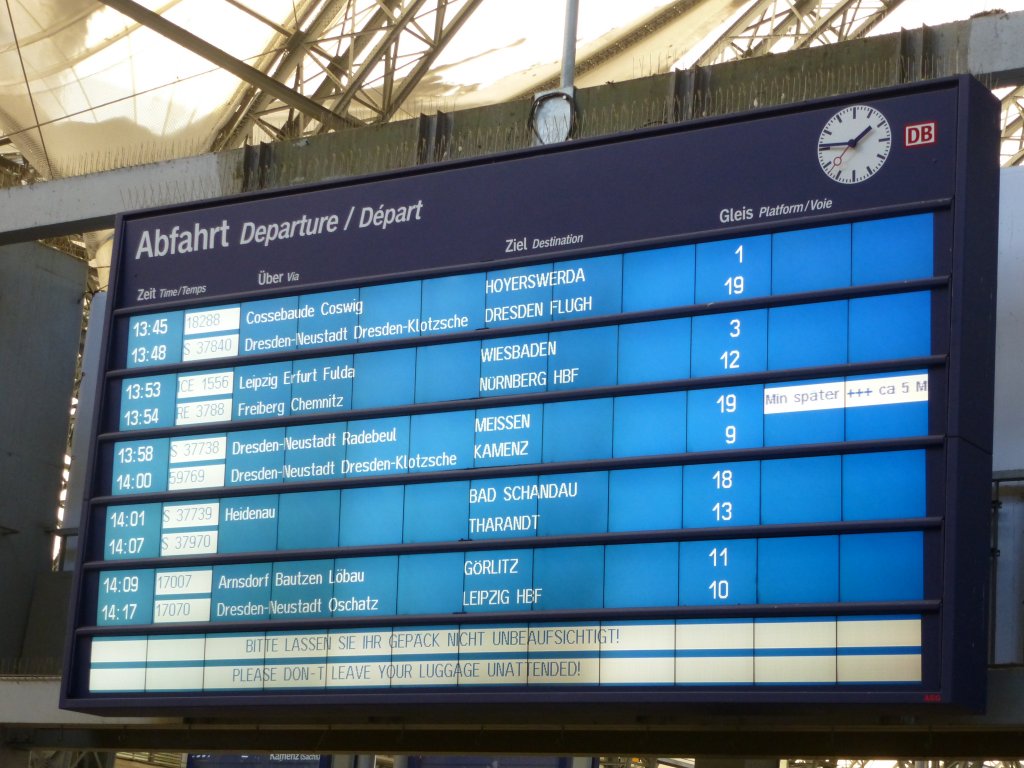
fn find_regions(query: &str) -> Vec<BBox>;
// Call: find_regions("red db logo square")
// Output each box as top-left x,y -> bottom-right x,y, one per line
905,121 -> 936,147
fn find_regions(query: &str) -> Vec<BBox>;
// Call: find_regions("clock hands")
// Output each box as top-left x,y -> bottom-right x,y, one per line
818,124 -> 874,150
849,124 -> 873,146
817,105 -> 891,183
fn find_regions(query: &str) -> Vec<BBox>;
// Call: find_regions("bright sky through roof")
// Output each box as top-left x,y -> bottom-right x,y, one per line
79,0 -> 1024,118
432,0 -> 675,92
430,0 -> 1024,105
872,0 -> 1024,30
15,0 -> 1024,177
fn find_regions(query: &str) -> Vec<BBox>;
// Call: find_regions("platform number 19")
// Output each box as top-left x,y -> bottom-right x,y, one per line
725,245 -> 745,295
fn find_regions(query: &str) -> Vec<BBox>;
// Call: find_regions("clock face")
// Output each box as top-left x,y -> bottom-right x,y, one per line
817,105 -> 892,184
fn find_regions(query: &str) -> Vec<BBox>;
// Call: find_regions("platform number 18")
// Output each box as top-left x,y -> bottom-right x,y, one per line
712,469 -> 734,522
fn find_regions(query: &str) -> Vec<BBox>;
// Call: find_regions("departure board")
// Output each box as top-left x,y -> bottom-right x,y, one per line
62,77 -> 998,714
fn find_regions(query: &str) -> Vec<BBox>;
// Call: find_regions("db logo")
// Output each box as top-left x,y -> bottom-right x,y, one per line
905,121 -> 937,147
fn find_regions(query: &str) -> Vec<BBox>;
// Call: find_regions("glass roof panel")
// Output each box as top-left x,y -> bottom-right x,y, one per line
1,0 -> 1023,179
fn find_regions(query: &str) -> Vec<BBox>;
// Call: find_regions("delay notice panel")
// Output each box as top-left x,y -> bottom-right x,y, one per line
62,77 -> 998,713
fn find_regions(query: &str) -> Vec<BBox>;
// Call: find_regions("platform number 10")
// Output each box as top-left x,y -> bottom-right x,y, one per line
709,579 -> 730,600
709,546 -> 730,600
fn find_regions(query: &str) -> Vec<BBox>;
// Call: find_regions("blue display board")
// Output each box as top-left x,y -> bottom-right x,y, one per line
62,77 -> 998,714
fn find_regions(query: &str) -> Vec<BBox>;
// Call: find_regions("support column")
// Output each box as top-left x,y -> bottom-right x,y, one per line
0,242 -> 87,665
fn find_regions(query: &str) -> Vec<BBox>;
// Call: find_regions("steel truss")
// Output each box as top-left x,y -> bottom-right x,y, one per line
101,0 -> 484,151
1001,84 -> 1024,166
210,0 -> 486,149
50,1 -> 1024,167
694,0 -> 906,65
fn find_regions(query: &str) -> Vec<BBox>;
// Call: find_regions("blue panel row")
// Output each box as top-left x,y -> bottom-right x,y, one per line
95,530 -> 923,627
108,371 -> 930,497
101,449 -> 925,560
123,214 -> 935,369
116,293 -> 931,431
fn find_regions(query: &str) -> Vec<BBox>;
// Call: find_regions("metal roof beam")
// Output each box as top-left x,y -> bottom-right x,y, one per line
694,0 -> 906,66
270,0 -> 484,136
787,0 -> 907,49
212,0 -> 361,151
98,0 -> 354,132
695,0 -> 796,64
321,0 -> 432,121
279,0 -> 403,137
1001,85 -> 1024,166
740,0 -> 822,60
381,0 -> 486,122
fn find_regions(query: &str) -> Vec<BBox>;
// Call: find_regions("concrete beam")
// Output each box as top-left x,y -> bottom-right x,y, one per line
0,153 -> 241,247
2,10 -> 1024,248
0,679 -> 176,728
968,10 -> 1024,88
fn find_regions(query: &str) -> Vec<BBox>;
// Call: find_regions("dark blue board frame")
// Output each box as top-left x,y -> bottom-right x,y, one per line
61,76 -> 998,715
